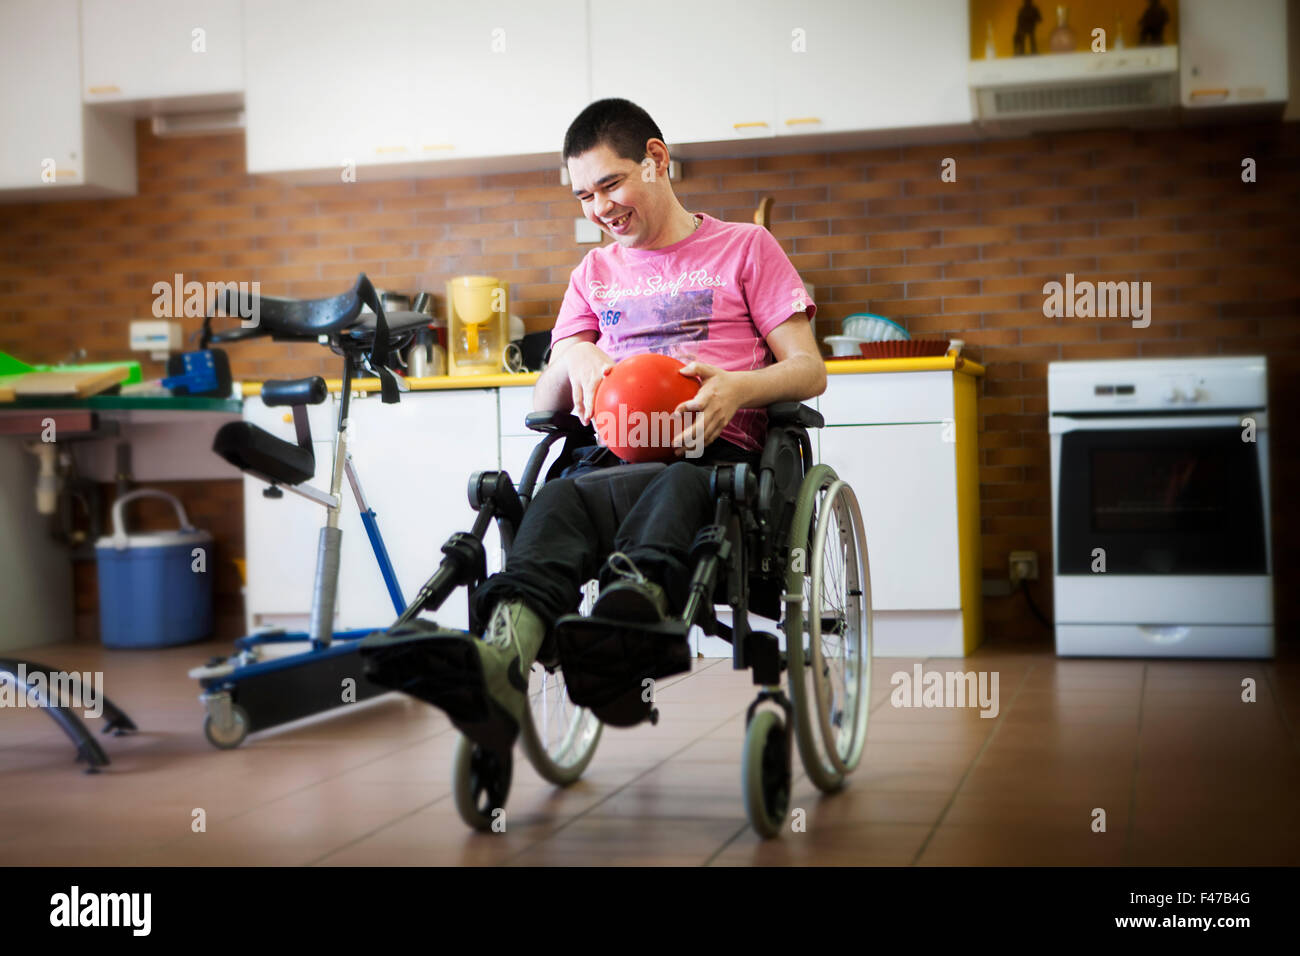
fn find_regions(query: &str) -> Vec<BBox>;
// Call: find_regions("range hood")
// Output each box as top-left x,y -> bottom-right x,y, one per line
968,47 -> 1179,130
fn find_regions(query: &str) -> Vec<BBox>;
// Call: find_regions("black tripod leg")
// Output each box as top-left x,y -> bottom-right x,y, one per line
100,695 -> 137,735
0,659 -> 113,772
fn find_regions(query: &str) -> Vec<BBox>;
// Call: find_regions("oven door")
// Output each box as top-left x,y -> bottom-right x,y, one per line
1052,413 -> 1269,575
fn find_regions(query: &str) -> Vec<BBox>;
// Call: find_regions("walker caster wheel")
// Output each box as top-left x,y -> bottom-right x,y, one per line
742,709 -> 790,839
203,704 -> 250,750
452,734 -> 512,832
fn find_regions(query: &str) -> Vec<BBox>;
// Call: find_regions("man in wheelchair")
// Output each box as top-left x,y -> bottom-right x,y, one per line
367,98 -> 826,756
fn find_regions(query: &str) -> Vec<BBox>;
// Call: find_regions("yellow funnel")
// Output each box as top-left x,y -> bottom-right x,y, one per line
450,276 -> 498,356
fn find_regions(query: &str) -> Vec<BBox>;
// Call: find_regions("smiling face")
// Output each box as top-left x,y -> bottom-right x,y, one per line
568,140 -> 678,250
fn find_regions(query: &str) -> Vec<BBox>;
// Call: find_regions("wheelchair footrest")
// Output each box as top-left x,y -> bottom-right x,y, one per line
357,620 -> 487,715
553,614 -> 692,727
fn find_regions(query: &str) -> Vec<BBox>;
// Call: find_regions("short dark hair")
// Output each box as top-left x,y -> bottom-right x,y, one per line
562,98 -> 664,164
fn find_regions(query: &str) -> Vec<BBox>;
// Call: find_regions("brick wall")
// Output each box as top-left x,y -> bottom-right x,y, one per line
3,118 -> 1298,643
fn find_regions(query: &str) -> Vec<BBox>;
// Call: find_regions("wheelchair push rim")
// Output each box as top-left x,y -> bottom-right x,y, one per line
784,464 -> 871,792
519,578 -> 602,786
808,479 -> 871,776
519,664 -> 602,785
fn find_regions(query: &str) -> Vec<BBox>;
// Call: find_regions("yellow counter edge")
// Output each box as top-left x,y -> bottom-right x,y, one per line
954,371 -> 984,654
241,372 -> 540,396
827,355 -> 985,377
239,356 -> 985,396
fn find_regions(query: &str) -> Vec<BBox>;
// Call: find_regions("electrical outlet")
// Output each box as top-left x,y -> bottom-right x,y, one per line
574,217 -> 603,244
1009,550 -> 1038,586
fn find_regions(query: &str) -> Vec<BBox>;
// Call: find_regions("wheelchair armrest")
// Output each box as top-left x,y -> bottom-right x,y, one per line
525,409 -> 594,437
767,402 -> 823,429
262,376 -> 329,407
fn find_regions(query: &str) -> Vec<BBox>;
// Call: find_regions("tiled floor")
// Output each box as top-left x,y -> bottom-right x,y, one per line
2,637 -> 1298,866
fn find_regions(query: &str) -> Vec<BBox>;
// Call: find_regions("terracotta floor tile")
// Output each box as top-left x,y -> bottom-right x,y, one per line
917,822 -> 1128,866
5,637 -> 1298,866
940,789 -> 1130,829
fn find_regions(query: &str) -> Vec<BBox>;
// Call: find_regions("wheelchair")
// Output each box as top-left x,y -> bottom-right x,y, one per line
359,397 -> 875,839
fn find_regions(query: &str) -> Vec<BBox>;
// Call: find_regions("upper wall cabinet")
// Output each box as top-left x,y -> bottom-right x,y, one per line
243,0 -> 389,175
771,0 -> 971,135
0,0 -> 135,200
416,4 -> 591,160
244,0 -> 589,177
1179,0 -> 1288,108
589,0 -> 971,148
589,0 -> 778,145
81,0 -> 243,107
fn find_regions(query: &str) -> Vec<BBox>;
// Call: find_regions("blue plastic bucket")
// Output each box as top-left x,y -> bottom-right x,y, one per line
95,490 -> 214,649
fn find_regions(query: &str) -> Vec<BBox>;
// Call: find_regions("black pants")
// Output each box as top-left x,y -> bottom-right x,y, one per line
469,440 -> 760,631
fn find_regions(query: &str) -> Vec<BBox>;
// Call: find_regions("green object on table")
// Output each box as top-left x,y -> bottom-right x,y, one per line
0,349 -> 143,385
14,394 -> 242,412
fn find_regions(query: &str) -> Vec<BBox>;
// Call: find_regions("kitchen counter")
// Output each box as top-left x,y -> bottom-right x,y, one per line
0,393 -> 241,412
240,372 -> 539,397
239,356 -> 986,396
826,355 -> 985,377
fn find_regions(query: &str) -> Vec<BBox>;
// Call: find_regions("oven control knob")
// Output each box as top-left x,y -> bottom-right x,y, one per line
1164,386 -> 1183,403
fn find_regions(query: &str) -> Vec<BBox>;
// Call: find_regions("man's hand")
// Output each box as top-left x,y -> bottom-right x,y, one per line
532,331 -> 614,421
671,362 -> 745,456
566,341 -> 616,424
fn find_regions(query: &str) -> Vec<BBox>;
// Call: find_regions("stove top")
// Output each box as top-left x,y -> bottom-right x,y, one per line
1048,356 -> 1267,414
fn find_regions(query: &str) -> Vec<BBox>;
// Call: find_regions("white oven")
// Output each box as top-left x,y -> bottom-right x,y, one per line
1048,357 -> 1272,658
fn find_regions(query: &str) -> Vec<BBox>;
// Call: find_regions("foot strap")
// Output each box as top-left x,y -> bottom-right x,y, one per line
553,615 -> 691,726
359,622 -> 520,752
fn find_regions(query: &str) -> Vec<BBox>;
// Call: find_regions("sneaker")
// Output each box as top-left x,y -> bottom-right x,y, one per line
464,599 -> 546,749
593,551 -> 668,623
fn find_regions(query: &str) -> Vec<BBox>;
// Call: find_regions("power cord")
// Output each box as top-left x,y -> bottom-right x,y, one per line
1018,578 -> 1053,629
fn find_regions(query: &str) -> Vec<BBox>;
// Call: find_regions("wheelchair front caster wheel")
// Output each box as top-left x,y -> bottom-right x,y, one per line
203,704 -> 250,750
742,710 -> 790,839
452,734 -> 512,832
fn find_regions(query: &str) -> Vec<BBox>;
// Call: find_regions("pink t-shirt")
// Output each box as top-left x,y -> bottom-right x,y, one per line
551,212 -> 816,451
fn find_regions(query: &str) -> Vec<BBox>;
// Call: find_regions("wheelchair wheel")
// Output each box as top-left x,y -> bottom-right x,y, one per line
742,709 -> 790,839
519,578 -> 602,786
451,735 -> 512,832
783,465 -> 872,793
519,663 -> 602,786
809,479 -> 872,776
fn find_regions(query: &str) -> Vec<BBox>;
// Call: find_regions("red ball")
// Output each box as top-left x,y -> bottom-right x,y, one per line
592,353 -> 701,462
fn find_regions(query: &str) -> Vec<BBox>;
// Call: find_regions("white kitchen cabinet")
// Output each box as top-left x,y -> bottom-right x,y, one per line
589,0 -> 777,145
815,362 -> 984,657
244,0 -> 587,176
770,0 -> 971,136
81,0 -> 243,106
819,422 -> 960,611
243,0 -> 385,175
240,394 -> 340,632
591,0 -> 969,149
334,388 -> 497,631
242,385 -> 501,634
1179,0 -> 1289,108
0,0 -> 135,199
415,2 -> 590,160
